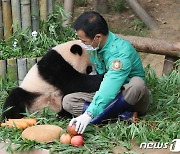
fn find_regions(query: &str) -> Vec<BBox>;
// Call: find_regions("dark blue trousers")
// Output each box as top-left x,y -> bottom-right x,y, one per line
82,93 -> 134,124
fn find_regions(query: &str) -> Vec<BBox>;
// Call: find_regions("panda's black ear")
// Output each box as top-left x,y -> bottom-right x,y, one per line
70,44 -> 83,56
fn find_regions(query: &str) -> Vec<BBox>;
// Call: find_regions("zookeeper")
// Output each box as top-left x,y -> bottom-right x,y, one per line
62,11 -> 152,134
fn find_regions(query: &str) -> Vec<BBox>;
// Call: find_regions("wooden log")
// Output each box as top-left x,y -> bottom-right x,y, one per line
0,0 -> 3,39
126,0 -> 158,30
2,0 -> 13,40
118,34 -> 180,58
39,0 -> 47,21
0,60 -> 6,81
11,0 -> 21,31
27,57 -> 37,71
7,58 -> 18,82
31,0 -> 40,32
63,0 -> 74,26
17,58 -> 27,85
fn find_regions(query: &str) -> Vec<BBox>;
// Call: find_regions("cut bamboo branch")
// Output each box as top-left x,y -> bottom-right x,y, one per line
118,34 -> 180,58
39,0 -> 47,21
36,57 -> 42,62
21,0 -> 31,33
47,0 -> 53,14
27,57 -> 37,71
31,0 -> 40,31
17,58 -> 27,85
2,0 -> 13,40
0,0 -> 3,39
0,60 -> 6,81
7,58 -> 18,82
63,0 -> 74,26
11,0 -> 21,31
126,0 -> 158,30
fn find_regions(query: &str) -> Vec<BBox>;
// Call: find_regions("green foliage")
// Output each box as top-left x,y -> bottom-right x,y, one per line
121,19 -> 148,36
110,19 -> 148,36
0,4 -> 76,60
0,65 -> 179,153
75,0 -> 88,7
109,0 -> 127,12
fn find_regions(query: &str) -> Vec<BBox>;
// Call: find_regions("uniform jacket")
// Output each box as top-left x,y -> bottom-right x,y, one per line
86,32 -> 145,118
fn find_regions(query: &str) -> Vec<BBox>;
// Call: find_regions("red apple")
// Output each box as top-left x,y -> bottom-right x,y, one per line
60,133 -> 71,144
67,124 -> 78,135
71,135 -> 84,147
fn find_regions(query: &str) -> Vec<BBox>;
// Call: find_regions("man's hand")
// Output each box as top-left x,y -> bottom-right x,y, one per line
69,112 -> 92,134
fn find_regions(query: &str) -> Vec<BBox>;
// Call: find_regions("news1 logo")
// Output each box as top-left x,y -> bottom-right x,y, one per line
170,139 -> 180,152
139,139 -> 180,152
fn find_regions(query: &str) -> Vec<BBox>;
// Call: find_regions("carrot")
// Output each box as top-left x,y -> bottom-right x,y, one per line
1,121 -> 28,129
8,118 -> 37,126
1,123 -> 8,127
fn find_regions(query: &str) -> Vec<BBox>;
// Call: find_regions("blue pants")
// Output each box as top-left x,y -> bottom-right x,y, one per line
82,93 -> 134,124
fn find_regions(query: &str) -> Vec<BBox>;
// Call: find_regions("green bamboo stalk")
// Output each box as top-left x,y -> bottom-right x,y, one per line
31,0 -> 40,31
7,58 -> 18,82
0,1 -> 4,39
2,0 -> 13,40
11,0 -> 21,31
0,59 -> 6,81
21,0 -> 31,33
27,57 -> 37,71
39,0 -> 47,21
17,58 -> 27,85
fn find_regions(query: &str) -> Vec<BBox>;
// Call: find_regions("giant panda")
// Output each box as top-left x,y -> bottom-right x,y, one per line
2,40 -> 103,120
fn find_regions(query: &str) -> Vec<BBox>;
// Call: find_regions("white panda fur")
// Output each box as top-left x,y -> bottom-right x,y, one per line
2,40 -> 104,120
20,40 -> 91,113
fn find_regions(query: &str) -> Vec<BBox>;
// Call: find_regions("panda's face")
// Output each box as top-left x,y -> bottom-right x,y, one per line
53,40 -> 93,74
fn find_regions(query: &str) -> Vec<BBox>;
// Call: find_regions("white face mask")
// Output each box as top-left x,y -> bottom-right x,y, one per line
81,37 -> 100,51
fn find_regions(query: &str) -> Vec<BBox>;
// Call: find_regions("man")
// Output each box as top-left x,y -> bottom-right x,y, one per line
62,11 -> 151,134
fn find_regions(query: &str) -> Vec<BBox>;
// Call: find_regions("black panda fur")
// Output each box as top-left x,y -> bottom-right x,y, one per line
2,88 -> 40,119
2,44 -> 104,120
38,49 -> 103,95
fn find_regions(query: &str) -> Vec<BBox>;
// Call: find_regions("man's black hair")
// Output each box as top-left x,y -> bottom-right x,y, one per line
72,11 -> 109,39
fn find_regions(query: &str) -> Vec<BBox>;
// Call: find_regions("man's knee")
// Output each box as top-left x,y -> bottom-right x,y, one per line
130,77 -> 146,96
122,77 -> 146,105
62,93 -> 86,116
62,94 -> 72,113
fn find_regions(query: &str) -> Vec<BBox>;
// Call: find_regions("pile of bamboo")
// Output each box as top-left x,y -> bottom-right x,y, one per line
0,0 -> 54,40
0,57 -> 42,85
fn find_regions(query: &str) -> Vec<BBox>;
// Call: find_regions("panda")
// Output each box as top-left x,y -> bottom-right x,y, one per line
2,40 -> 104,120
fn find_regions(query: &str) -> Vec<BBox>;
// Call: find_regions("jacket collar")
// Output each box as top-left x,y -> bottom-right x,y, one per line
98,31 -> 113,54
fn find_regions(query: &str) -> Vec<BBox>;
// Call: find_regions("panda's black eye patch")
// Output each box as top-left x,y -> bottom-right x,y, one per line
70,44 -> 83,56
86,66 -> 93,74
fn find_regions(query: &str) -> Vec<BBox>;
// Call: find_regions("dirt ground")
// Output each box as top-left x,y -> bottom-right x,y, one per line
74,0 -> 180,77
138,0 -> 180,77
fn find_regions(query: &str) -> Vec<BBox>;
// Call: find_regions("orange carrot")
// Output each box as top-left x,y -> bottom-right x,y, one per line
8,118 -> 37,126
1,123 -> 8,127
1,121 -> 28,129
